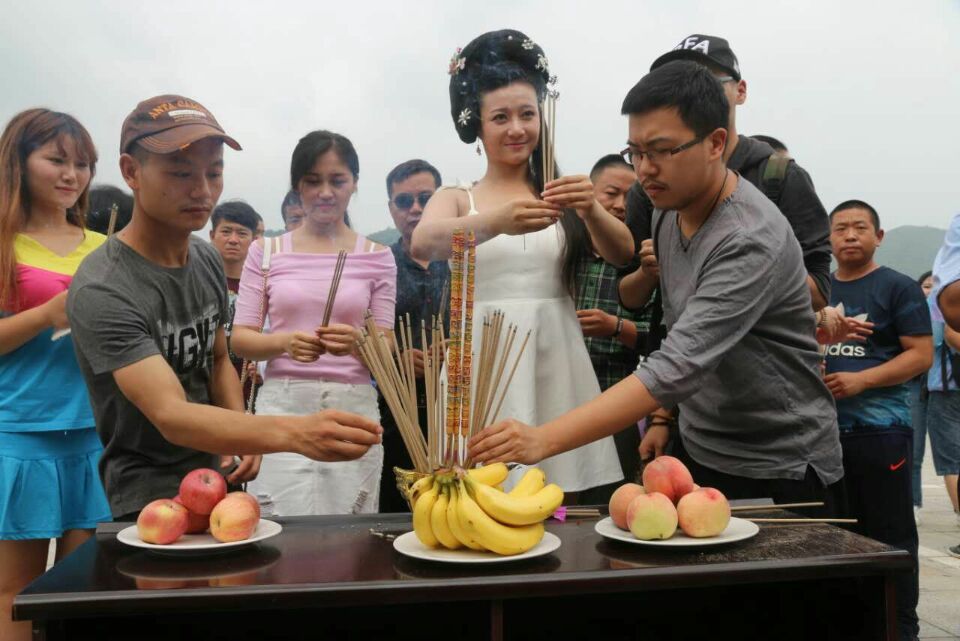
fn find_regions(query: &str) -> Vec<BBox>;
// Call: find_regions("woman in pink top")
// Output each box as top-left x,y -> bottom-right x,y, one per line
232,131 -> 396,516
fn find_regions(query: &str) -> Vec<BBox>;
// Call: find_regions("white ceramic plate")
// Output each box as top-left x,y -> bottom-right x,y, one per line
116,519 -> 282,555
393,531 -> 560,563
594,516 -> 759,548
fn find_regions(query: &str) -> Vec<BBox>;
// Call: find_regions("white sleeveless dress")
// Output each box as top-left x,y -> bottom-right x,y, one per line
457,187 -> 623,492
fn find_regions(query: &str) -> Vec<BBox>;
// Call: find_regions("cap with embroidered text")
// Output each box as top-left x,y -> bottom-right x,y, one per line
650,35 -> 741,81
120,94 -> 241,155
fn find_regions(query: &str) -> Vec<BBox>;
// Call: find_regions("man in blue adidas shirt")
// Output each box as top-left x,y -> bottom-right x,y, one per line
825,199 -> 932,641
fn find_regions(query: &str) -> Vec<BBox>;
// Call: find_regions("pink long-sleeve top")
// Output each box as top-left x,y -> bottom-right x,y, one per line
234,233 -> 397,384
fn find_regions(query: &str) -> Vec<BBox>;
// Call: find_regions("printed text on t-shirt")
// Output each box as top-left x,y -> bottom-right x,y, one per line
156,304 -> 221,374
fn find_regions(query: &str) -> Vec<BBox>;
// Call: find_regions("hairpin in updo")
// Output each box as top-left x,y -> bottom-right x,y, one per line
448,48 -> 466,75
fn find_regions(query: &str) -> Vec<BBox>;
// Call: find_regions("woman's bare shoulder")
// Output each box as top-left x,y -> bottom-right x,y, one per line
428,185 -> 470,217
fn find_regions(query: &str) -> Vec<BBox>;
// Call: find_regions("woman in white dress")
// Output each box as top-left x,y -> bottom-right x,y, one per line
412,29 -> 633,495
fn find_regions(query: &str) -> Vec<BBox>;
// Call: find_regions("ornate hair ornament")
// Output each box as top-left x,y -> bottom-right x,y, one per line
448,30 -> 555,144
535,54 -> 549,74
448,47 -> 466,75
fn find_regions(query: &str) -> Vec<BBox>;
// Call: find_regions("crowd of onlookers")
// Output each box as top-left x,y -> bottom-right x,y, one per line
1,29 -> 958,641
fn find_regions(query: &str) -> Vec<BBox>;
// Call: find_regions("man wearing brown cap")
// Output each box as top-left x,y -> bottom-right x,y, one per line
67,95 -> 382,520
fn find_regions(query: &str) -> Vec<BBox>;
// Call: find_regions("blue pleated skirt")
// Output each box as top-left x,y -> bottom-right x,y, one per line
0,428 -> 112,539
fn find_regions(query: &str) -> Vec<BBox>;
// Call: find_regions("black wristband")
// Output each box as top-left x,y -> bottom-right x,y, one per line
612,316 -> 624,338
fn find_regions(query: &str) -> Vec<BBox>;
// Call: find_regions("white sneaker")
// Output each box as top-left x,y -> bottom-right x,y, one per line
914,506 -> 922,526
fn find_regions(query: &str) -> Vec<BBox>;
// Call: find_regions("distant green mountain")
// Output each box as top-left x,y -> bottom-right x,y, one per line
368,226 -> 401,246
244,224 -> 946,281
875,225 -> 945,279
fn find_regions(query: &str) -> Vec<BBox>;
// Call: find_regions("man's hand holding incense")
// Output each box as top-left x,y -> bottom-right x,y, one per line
638,238 -> 660,280
220,454 -> 262,484
316,324 -> 361,357
468,419 -> 549,466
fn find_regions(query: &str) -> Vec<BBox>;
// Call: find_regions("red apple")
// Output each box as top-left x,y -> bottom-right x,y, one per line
178,468 -> 227,515
137,499 -> 189,544
209,494 -> 259,543
225,491 -> 260,521
173,495 -> 211,534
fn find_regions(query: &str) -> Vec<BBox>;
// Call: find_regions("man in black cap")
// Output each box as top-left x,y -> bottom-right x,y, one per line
620,34 -> 831,314
67,95 -> 382,520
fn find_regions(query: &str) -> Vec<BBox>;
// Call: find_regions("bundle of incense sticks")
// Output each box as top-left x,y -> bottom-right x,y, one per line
357,312 -> 430,472
422,316 -> 446,470
445,232 -> 465,463
321,250 -> 347,327
356,230 -> 530,472
540,92 -> 557,187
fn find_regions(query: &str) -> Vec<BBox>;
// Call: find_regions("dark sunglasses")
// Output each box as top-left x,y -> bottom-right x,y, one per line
392,192 -> 433,210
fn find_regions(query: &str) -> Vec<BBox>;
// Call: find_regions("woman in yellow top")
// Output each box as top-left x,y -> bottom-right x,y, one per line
0,109 -> 111,641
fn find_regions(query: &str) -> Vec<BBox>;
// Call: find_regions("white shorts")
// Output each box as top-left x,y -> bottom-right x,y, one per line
247,378 -> 383,516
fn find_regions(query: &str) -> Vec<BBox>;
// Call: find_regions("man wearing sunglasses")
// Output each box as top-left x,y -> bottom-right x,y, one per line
379,159 -> 450,512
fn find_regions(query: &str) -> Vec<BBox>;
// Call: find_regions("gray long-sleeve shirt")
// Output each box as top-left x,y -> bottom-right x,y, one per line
635,178 -> 843,485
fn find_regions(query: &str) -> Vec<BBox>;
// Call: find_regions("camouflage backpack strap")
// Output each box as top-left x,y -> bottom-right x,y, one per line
758,151 -> 792,204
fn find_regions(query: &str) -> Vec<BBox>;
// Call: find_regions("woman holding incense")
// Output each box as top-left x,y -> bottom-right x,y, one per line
232,130 -> 396,516
0,109 -> 111,641
412,30 -> 632,495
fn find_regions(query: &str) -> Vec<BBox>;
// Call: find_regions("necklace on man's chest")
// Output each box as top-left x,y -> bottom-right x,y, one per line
676,170 -> 730,252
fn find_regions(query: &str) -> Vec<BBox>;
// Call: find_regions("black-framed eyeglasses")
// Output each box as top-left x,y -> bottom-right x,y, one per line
392,192 -> 433,210
620,136 -> 705,167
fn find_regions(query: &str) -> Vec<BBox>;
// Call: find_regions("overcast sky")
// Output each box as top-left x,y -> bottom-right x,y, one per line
1,0 -> 957,236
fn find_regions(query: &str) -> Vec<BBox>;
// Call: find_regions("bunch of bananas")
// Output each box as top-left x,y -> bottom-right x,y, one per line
410,463 -> 564,556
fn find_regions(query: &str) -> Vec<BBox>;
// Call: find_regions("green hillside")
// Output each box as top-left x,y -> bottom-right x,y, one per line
875,225 -> 945,279
368,226 -> 401,246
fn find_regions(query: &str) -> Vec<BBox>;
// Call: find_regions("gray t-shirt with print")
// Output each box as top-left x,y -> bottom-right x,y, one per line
635,178 -> 843,485
68,236 -> 227,517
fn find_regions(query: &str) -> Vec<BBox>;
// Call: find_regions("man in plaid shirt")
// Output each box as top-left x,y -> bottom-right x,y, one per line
576,155 -> 651,488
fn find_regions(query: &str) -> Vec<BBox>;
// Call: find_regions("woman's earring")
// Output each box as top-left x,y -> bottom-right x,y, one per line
476,141 -> 482,156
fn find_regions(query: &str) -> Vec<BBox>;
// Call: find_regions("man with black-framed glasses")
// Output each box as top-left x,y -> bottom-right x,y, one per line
620,33 -> 831,313
378,159 -> 450,512
469,61 -> 844,519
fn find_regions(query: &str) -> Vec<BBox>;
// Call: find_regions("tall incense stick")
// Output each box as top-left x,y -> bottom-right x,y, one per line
321,250 -> 347,327
106,203 -> 119,236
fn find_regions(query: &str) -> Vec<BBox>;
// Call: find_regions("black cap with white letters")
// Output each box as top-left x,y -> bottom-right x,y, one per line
650,34 -> 741,81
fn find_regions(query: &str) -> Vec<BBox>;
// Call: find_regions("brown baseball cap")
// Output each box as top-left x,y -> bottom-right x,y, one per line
120,94 -> 242,155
